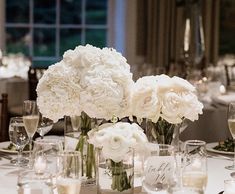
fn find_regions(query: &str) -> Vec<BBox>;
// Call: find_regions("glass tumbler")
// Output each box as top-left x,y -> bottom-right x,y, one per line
17,170 -> 53,194
143,143 -> 175,192
56,151 -> 82,194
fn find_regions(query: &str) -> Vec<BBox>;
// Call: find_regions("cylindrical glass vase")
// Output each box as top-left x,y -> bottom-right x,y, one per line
97,148 -> 134,194
64,113 -> 96,186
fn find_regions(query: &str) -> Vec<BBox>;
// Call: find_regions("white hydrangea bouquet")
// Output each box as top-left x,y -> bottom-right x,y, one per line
88,122 -> 147,192
131,74 -> 203,144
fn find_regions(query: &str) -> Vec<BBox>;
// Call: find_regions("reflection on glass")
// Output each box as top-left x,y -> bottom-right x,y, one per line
34,0 -> 56,24
6,28 -> 30,55
60,29 -> 81,55
34,28 -> 56,56
85,29 -> 106,48
60,0 -> 82,24
86,0 -> 107,24
6,0 -> 29,23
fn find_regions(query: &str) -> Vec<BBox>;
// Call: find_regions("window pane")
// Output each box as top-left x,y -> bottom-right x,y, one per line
60,0 -> 82,24
34,28 -> 56,56
85,29 -> 106,48
6,0 -> 29,23
32,60 -> 57,68
6,28 -> 30,55
60,29 -> 81,55
34,0 -> 56,24
219,0 -> 235,54
86,0 -> 107,24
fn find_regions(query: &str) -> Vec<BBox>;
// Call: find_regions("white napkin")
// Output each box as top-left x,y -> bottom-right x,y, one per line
211,92 -> 235,105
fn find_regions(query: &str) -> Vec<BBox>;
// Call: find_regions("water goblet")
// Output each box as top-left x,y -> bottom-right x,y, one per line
8,117 -> 29,166
226,102 -> 235,170
56,151 -> 82,194
182,140 -> 207,193
37,113 -> 54,139
23,100 -> 39,163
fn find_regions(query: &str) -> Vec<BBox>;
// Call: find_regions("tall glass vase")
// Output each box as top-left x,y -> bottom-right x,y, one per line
64,112 -> 97,186
97,148 -> 134,194
145,119 -> 188,152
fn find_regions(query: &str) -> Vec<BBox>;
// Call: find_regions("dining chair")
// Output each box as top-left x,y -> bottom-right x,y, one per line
0,93 -> 8,142
28,66 -> 47,100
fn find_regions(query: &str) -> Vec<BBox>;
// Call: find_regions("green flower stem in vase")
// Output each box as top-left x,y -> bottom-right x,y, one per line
64,112 -> 97,185
146,118 -> 176,144
97,148 -> 134,194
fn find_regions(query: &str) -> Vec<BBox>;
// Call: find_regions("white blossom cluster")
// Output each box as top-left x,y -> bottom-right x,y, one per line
36,44 -> 134,121
131,74 -> 203,124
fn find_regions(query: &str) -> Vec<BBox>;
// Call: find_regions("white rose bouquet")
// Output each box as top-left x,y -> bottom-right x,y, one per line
88,122 -> 147,192
131,74 -> 203,144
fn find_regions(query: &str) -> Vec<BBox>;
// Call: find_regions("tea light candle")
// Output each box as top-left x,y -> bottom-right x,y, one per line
34,155 -> 47,175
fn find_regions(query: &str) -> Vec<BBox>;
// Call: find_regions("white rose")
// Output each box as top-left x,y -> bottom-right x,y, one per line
102,134 -> 131,162
160,91 -> 186,124
131,76 -> 160,122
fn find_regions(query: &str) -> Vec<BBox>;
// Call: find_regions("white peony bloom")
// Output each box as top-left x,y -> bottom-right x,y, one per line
36,61 -> 82,121
131,76 -> 160,122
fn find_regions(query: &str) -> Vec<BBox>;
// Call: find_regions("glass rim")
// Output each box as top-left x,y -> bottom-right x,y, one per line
185,140 -> 206,146
34,138 -> 63,145
10,116 -> 23,120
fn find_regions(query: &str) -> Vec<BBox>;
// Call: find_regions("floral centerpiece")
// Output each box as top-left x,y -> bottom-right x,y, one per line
131,74 -> 203,144
88,122 -> 147,193
36,44 -> 134,184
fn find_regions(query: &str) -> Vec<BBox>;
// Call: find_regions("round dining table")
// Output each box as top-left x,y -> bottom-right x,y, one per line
0,154 -> 232,194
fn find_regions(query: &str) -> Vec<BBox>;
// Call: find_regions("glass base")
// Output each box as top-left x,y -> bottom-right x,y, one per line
11,157 -> 29,166
225,165 -> 235,170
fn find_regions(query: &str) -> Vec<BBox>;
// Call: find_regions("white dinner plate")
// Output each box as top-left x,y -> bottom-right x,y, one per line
0,141 -> 18,154
206,142 -> 234,155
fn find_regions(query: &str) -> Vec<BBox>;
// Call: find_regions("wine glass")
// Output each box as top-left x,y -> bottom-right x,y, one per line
56,151 -> 82,194
23,100 -> 39,163
226,102 -> 235,170
8,117 -> 29,166
182,140 -> 207,193
37,113 -> 54,139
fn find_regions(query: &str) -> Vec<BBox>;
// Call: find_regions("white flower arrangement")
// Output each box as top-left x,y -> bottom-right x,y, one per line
131,74 -> 203,124
88,122 -> 147,162
36,44 -> 134,121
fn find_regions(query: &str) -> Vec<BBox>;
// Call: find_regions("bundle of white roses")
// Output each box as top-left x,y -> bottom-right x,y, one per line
131,74 -> 203,124
88,122 -> 148,191
131,74 -> 203,144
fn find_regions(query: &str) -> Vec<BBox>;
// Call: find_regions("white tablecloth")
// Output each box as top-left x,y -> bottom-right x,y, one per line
0,156 -> 231,194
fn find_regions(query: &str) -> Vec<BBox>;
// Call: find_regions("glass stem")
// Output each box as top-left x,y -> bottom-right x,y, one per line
29,137 -> 33,164
18,147 -> 23,165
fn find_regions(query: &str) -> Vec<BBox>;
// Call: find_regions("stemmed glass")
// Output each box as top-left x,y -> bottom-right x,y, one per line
8,117 -> 29,166
182,140 -> 208,193
226,102 -> 235,170
23,100 -> 39,163
37,113 -> 54,139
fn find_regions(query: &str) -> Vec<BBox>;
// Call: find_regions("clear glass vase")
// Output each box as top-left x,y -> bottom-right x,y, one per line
97,148 -> 134,194
64,113 -> 97,186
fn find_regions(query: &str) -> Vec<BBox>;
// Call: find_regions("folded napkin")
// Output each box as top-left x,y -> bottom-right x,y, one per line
211,92 -> 235,105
